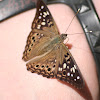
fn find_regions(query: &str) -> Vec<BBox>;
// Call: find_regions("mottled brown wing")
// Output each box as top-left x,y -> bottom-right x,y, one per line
26,46 -> 59,78
32,0 -> 59,35
56,43 -> 84,88
26,43 -> 84,89
22,0 -> 59,61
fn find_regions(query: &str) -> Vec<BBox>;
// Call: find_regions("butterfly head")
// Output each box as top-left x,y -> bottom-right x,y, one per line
60,34 -> 67,42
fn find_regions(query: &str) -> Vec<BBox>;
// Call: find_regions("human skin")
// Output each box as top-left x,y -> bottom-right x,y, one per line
0,0 -> 99,100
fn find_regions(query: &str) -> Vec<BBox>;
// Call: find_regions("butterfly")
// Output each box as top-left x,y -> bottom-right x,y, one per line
22,0 -> 85,90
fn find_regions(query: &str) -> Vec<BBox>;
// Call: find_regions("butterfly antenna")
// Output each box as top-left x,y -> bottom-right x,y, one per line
65,8 -> 80,34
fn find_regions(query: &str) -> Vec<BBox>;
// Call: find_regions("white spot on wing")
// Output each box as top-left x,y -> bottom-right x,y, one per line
46,11 -> 49,15
67,61 -> 70,64
40,13 -> 42,15
41,34 -> 44,36
70,67 -> 75,73
43,19 -> 45,21
43,11 -> 49,18
41,5 -> 44,9
74,65 -> 76,69
70,65 -> 76,73
43,12 -> 47,16
43,15 -> 46,18
41,22 -> 46,25
77,76 -> 80,79
67,66 -> 69,69
37,25 -> 41,29
39,16 -> 41,19
39,9 -> 41,11
67,72 -> 70,76
58,67 -> 62,71
74,79 -> 76,81
71,74 -> 73,77
63,63 -> 66,69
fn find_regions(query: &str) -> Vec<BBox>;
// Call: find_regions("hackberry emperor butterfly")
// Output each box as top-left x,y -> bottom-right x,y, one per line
22,0 -> 92,99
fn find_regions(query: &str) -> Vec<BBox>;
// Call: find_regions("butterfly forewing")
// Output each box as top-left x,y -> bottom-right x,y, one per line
32,0 -> 59,35
22,0 -> 59,61
56,44 -> 84,88
22,31 -> 52,61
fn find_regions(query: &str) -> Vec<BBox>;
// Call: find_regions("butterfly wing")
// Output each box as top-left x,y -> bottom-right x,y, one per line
26,47 -> 59,78
56,43 -> 84,88
26,43 -> 84,88
22,0 -> 59,61
32,0 -> 59,35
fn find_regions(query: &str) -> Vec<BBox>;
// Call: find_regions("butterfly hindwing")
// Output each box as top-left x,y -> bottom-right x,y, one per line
22,0 -> 59,61
56,44 -> 84,88
26,47 -> 59,78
